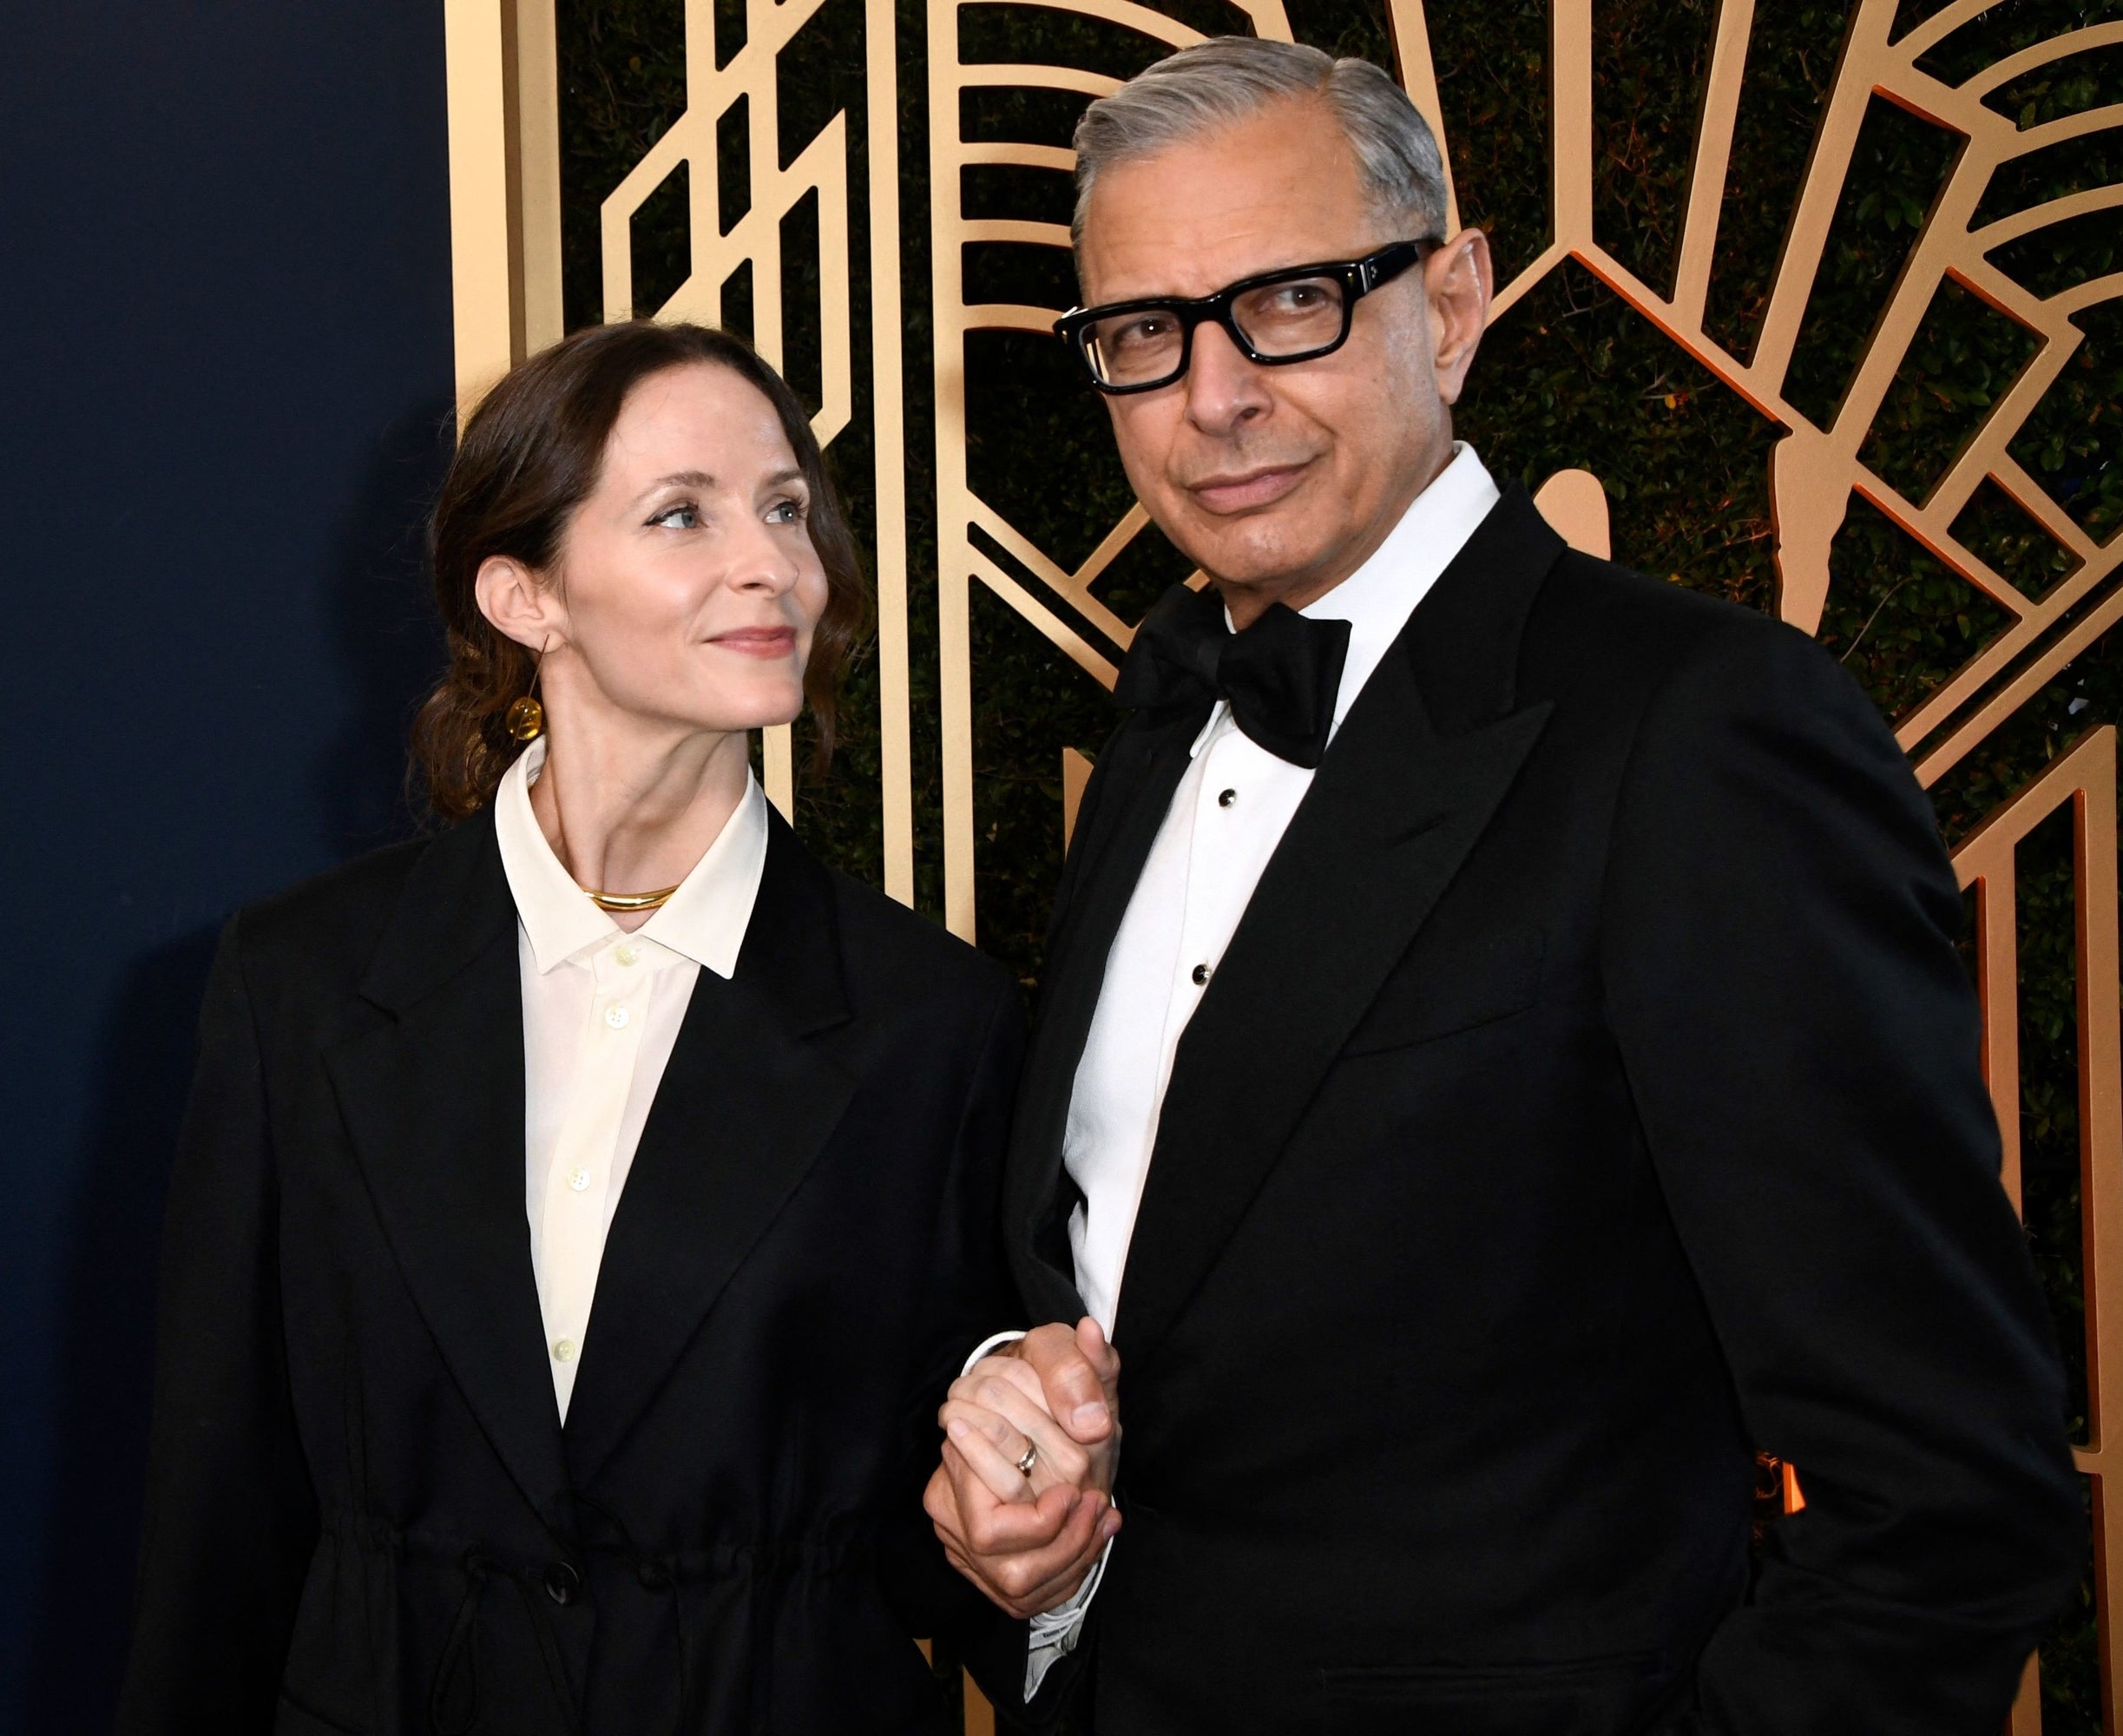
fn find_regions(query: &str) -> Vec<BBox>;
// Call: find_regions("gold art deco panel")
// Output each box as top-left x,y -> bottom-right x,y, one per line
443,0 -> 2122,1726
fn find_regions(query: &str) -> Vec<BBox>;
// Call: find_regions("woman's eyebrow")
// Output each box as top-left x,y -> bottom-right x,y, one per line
636,468 -> 716,502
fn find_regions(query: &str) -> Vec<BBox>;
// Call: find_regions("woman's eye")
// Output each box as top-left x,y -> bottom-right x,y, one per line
649,503 -> 700,529
766,497 -> 806,525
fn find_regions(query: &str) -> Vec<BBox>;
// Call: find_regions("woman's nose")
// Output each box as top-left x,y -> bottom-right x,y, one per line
727,521 -> 804,594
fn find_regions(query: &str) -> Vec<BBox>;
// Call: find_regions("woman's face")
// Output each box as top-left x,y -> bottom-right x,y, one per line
536,362 -> 830,737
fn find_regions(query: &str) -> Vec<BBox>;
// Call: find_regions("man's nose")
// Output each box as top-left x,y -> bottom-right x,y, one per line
1183,319 -> 1272,433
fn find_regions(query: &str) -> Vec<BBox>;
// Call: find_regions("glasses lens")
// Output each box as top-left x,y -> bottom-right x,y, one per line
1082,306 -> 1186,387
1231,276 -> 1347,358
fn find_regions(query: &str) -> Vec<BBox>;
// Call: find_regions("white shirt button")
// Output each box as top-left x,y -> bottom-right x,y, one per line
604,1004 -> 630,1030
552,1338 -> 578,1364
567,1167 -> 592,1193
614,944 -> 640,967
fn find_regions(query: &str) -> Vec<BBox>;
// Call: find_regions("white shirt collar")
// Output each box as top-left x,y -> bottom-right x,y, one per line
1305,441 -> 1500,729
492,735 -> 770,979
1191,443 -> 1500,758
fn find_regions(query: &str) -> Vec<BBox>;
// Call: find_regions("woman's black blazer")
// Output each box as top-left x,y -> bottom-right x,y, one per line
116,802 -> 1027,1735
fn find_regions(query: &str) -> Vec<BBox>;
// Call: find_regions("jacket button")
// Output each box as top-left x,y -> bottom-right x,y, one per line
543,1561 -> 582,1606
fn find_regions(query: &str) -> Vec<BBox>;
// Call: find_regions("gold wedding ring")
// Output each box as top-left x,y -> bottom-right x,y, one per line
1015,1442 -> 1038,1478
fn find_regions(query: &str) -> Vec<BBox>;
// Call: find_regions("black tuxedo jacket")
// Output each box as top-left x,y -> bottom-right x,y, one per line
1009,488 -> 2081,1733
118,805 -> 1027,1735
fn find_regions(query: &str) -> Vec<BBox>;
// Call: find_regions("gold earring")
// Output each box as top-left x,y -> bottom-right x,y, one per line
504,692 -> 544,742
505,641 -> 547,742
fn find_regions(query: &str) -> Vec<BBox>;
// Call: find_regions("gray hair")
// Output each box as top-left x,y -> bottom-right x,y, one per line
1070,37 -> 1448,253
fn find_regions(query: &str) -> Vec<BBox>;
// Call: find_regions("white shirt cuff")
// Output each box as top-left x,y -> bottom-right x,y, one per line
962,1328 -> 1028,1375
1024,1532 -> 1113,1700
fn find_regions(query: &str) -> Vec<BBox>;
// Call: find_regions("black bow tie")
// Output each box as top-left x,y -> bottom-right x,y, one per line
1114,583 -> 1351,768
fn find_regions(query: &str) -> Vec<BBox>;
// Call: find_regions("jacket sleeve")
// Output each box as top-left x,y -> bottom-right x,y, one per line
116,915 -> 317,1734
871,972 -> 1057,1717
1598,615 -> 2082,1733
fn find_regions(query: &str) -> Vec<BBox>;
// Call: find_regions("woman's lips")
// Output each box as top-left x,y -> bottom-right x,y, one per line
708,627 -> 799,658
1187,462 -> 1308,513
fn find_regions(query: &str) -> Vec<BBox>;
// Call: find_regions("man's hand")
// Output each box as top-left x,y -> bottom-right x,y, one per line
924,1318 -> 1123,1618
1012,1317 -> 1123,1475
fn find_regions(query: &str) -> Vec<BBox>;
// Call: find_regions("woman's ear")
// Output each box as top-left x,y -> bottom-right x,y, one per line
474,554 -> 563,652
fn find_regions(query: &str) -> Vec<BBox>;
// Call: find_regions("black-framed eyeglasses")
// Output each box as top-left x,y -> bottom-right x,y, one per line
1054,238 -> 1438,395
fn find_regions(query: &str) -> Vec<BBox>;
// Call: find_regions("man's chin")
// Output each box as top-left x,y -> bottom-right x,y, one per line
1174,524 -> 1331,595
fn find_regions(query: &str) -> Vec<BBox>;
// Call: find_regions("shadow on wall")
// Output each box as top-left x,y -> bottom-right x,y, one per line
23,403 -> 452,1733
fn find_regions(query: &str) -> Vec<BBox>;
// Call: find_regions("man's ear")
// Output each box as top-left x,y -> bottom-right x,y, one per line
1427,227 -> 1493,408
474,554 -> 562,653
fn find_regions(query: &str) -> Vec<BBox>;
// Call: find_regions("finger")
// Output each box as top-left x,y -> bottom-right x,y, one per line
981,1509 -> 1114,1616
1019,1323 -> 1114,1443
1075,1316 -> 1121,1393
923,1459 -> 970,1548
942,1404 -> 1048,1504
949,1355 -> 1054,1417
956,1379 -> 1092,1491
983,1496 -> 1121,1615
931,1451 -> 1060,1596
945,1450 -> 1086,1554
1028,1500 -> 1123,1601
952,1498 -> 1102,1614
941,1440 -> 1074,1549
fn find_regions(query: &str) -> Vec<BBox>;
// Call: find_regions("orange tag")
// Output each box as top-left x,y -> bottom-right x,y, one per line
1781,1462 -> 1806,1515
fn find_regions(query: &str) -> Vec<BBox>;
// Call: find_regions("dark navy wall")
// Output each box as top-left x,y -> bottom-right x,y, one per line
0,6 -> 454,1728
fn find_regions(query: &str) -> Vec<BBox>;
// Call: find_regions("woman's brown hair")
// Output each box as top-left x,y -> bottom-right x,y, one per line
412,321 -> 867,820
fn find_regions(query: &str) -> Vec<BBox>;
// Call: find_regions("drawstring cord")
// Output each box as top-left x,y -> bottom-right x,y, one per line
424,1512 -> 713,1734
574,1491 -> 694,1733
430,1549 -> 490,1735
427,1547 -> 582,1735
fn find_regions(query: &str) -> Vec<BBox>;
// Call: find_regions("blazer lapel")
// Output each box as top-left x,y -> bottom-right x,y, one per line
1002,705 -> 1206,1319
561,813 -> 858,1486
1112,487 -> 1567,1367
325,811 -> 575,1535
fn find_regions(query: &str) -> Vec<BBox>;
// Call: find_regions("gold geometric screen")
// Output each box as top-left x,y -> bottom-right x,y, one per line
443,0 -> 2121,1726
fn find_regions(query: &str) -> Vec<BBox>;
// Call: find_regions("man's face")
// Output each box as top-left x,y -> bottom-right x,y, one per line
1077,96 -> 1489,620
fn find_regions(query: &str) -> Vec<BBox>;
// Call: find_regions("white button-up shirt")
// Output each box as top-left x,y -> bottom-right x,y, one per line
1064,444 -> 1501,1332
492,736 -> 769,1420
1018,445 -> 1502,1695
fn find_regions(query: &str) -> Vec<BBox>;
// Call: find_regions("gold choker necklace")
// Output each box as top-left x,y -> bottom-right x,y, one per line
586,884 -> 680,914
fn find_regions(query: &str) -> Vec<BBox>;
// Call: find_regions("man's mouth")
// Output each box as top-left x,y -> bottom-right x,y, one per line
1185,461 -> 1311,514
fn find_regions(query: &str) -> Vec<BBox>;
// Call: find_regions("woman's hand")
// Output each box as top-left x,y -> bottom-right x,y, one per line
923,1318 -> 1123,1617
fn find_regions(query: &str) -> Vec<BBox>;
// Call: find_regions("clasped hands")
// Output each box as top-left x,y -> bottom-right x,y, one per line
923,1318 -> 1122,1619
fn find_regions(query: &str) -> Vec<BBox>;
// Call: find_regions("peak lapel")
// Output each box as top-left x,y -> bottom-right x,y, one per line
562,815 -> 858,1486
1002,706 -> 1206,1316
325,812 -> 575,1534
1111,489 -> 1566,1367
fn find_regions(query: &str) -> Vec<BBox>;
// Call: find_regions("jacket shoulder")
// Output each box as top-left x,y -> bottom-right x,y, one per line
226,831 -> 439,992
1522,550 -> 1840,708
824,863 -> 1019,1014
